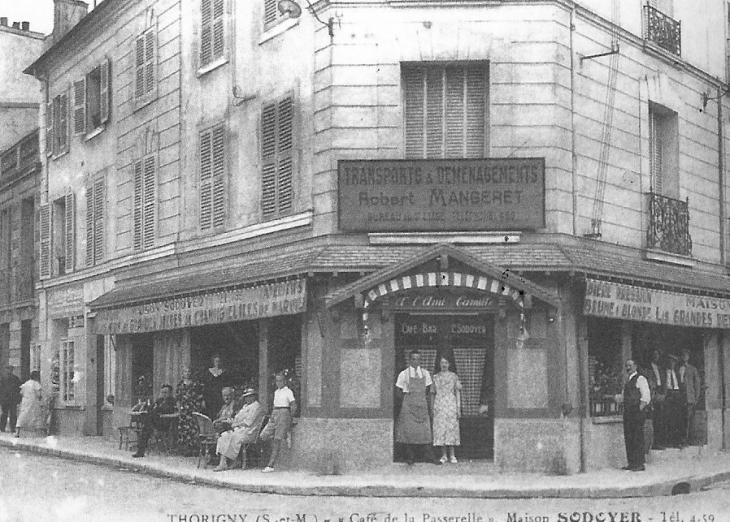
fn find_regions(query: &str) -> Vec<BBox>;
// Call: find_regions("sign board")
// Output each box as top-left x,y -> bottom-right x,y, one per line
583,278 -> 730,329
338,158 -> 545,232
47,285 -> 85,318
94,279 -> 306,334
390,291 -> 500,312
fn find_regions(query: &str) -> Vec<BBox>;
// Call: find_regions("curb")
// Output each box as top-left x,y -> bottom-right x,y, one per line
2,437 -> 729,498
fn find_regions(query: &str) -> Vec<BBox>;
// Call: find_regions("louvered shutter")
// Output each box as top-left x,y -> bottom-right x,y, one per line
650,110 -> 663,194
135,35 -> 145,98
64,192 -> 75,273
444,67 -> 465,158
212,124 -> 226,227
58,93 -> 69,153
39,204 -> 51,279
93,178 -> 104,263
73,79 -> 86,135
465,66 -> 487,157
199,128 -> 213,229
425,68 -> 444,158
100,58 -> 111,124
212,0 -> 225,61
85,184 -> 94,266
133,160 -> 143,250
404,68 -> 425,158
144,31 -> 155,96
278,97 -> 293,213
200,0 -> 213,65
264,0 -> 277,27
143,156 -> 156,249
261,103 -> 277,217
46,100 -> 54,157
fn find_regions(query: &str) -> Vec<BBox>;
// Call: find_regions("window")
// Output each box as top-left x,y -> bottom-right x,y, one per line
199,124 -> 226,229
30,343 -> 41,372
135,29 -> 156,102
133,155 -> 156,250
47,92 -> 69,156
261,97 -> 294,218
58,339 -> 76,403
649,103 -> 679,198
648,0 -> 674,17
50,193 -> 75,276
86,177 -> 105,266
73,59 -> 112,136
201,0 -> 225,67
39,204 -> 51,279
587,318 -> 623,417
403,63 -> 489,159
264,0 -> 287,30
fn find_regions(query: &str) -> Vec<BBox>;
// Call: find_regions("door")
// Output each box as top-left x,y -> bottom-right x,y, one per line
394,313 -> 494,460
96,335 -> 105,435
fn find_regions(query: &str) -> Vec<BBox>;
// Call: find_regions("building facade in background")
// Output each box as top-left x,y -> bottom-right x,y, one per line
22,0 -> 730,472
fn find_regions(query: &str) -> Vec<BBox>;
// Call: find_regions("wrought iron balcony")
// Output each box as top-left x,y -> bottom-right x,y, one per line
643,3 -> 681,56
647,191 -> 692,257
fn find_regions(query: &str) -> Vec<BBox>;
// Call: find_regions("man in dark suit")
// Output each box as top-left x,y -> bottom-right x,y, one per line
646,349 -> 666,449
132,384 -> 177,457
662,353 -> 682,447
0,365 -> 21,433
618,359 -> 650,471
678,348 -> 701,446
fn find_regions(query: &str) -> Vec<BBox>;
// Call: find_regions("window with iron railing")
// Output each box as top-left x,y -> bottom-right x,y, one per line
647,191 -> 692,257
643,2 -> 681,56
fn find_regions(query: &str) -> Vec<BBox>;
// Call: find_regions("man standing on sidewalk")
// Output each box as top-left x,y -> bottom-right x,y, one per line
0,365 -> 21,433
677,348 -> 701,446
616,359 -> 650,472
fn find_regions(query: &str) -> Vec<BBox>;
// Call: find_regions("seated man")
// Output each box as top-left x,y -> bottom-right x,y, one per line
212,387 -> 238,433
214,388 -> 263,471
132,384 -> 177,458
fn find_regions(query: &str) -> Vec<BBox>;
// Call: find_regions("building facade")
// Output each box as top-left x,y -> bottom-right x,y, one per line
24,0 -> 730,472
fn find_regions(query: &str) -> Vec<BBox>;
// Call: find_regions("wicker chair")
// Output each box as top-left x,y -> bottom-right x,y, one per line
193,412 -> 218,468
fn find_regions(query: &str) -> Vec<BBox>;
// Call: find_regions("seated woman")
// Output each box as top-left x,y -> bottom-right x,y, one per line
214,388 -> 263,471
16,371 -> 45,435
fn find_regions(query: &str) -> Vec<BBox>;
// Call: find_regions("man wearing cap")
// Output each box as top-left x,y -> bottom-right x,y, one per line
677,349 -> 701,446
214,388 -> 263,471
616,359 -> 650,471
0,365 -> 21,433
663,353 -> 682,447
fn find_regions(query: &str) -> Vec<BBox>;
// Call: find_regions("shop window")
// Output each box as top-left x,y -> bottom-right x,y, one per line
73,59 -> 111,137
133,155 -> 157,251
587,318 -> 624,417
403,63 -> 489,159
85,176 -> 105,266
200,0 -> 225,67
30,343 -> 41,372
261,96 -> 294,219
134,28 -> 156,107
47,92 -> 69,157
649,102 -> 679,198
199,123 -> 226,230
57,339 -> 76,403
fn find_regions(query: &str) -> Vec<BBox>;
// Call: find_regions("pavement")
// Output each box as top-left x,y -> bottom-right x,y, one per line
1,431 -> 730,499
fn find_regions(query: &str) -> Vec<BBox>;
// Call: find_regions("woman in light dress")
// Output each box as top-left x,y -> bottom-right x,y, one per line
17,371 -> 45,434
431,356 -> 462,464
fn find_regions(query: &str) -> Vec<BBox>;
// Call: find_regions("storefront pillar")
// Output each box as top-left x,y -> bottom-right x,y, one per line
258,319 -> 269,411
721,332 -> 730,450
704,331 -> 722,450
83,316 -> 99,436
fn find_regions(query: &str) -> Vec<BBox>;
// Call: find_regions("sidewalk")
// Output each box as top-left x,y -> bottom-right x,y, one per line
1,432 -> 729,498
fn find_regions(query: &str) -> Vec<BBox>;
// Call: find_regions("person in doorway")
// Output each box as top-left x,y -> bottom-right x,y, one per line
431,356 -> 462,464
615,359 -> 650,471
203,355 -> 230,420
260,372 -> 296,473
16,371 -> 45,435
663,353 -> 683,447
395,350 -> 440,465
0,365 -> 21,433
646,349 -> 666,449
677,348 -> 701,447
214,388 -> 264,471
175,367 -> 204,455
132,384 -> 178,458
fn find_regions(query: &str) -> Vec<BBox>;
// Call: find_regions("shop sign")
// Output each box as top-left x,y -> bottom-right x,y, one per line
583,278 -> 730,329
338,158 -> 545,232
400,320 -> 489,337
47,285 -> 85,318
93,279 -> 307,334
391,292 -> 500,311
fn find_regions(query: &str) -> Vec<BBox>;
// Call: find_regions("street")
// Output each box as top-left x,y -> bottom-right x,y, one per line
0,448 -> 728,522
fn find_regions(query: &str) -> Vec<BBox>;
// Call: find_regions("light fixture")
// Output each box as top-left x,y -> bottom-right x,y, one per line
278,0 -> 335,38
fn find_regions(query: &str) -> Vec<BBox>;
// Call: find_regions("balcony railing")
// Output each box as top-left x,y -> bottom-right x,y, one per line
643,3 -> 681,56
647,191 -> 692,257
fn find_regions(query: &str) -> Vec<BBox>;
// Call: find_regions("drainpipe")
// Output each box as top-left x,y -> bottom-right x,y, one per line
718,85 -> 726,267
721,331 -> 727,451
570,4 -> 578,237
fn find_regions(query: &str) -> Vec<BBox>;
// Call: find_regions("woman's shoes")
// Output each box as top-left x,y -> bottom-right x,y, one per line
439,455 -> 448,464
262,466 -> 275,473
449,456 -> 458,464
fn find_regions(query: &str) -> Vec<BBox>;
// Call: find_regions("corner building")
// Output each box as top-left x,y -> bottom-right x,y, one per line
25,0 -> 730,472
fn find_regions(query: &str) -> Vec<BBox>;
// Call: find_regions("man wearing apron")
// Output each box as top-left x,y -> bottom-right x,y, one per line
395,350 -> 441,465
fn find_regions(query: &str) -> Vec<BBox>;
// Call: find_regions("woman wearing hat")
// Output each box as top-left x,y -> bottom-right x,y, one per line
214,388 -> 264,471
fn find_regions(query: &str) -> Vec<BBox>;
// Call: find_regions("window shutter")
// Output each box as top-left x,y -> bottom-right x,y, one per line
39,204 -> 51,279
212,0 -> 225,61
46,100 -> 54,157
465,66 -> 487,158
85,184 -> 94,266
199,128 -> 213,229
58,93 -> 69,153
73,79 -> 86,135
93,178 -> 105,263
143,155 -> 156,249
135,35 -> 145,98
133,160 -> 143,250
201,0 -> 213,65
264,0 -> 277,27
212,124 -> 226,227
444,67 -> 465,158
425,68 -> 444,158
64,192 -> 76,273
144,31 -> 155,96
261,103 -> 277,217
650,110 -> 663,194
278,97 -> 293,213
100,58 -> 111,124
404,68 -> 425,158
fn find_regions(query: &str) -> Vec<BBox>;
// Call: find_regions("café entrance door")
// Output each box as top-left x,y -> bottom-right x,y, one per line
394,313 -> 494,460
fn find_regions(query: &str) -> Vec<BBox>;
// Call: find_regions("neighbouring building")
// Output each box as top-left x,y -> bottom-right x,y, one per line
23,0 -> 730,473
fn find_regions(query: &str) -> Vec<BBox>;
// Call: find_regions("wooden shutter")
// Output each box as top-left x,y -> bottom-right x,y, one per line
73,79 -> 86,135
85,183 -> 94,266
444,67 -> 465,158
64,192 -> 76,273
46,100 -> 54,157
261,103 -> 277,216
201,0 -> 213,65
403,68 -> 425,158
650,109 -> 663,194
199,128 -> 213,229
465,66 -> 487,158
100,58 -> 111,124
144,31 -> 155,96
39,204 -> 51,279
212,124 -> 226,227
58,93 -> 69,153
278,97 -> 293,213
133,160 -> 143,250
135,35 -> 145,98
86,179 -> 105,266
143,156 -> 156,249
212,0 -> 225,60
425,68 -> 444,158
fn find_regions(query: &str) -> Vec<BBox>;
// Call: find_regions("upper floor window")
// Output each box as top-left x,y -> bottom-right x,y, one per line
649,102 -> 679,198
403,63 -> 489,159
134,28 -> 156,105
133,155 -> 157,251
86,176 -> 106,266
199,123 -> 226,230
261,96 -> 294,218
201,0 -> 225,67
74,58 -> 112,137
39,192 -> 76,279
264,0 -> 287,31
47,92 -> 69,157
643,0 -> 681,56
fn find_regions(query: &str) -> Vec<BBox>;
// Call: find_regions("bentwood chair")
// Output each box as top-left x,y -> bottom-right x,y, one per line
193,412 -> 218,468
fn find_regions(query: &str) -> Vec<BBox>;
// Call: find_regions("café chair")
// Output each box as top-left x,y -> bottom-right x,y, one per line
193,412 -> 218,468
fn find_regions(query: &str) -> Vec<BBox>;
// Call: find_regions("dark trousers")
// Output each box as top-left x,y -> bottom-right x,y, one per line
664,391 -> 682,446
402,444 -> 435,464
652,401 -> 666,448
679,402 -> 696,445
135,414 -> 171,454
0,403 -> 17,432
623,409 -> 645,469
